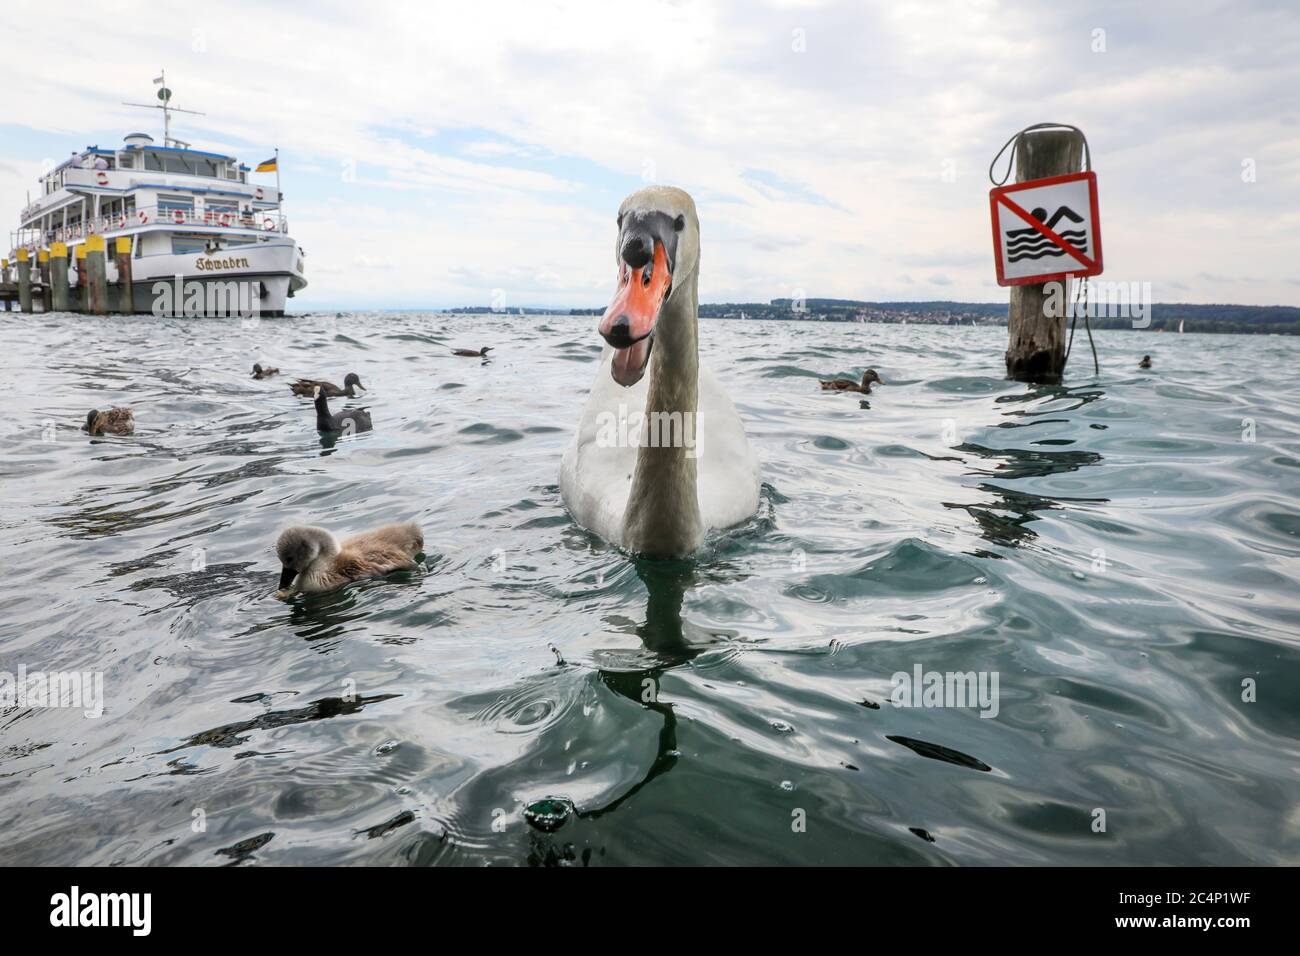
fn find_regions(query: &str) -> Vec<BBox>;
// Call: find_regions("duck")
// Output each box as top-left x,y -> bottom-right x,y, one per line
274,521 -> 424,599
820,369 -> 883,394
1138,355 -> 1152,369
451,346 -> 493,357
252,363 -> 280,379
85,407 -> 134,436
312,386 -> 372,433
559,186 -> 760,559
289,372 -> 365,397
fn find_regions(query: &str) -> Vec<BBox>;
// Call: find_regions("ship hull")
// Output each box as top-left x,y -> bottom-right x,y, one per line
87,238 -> 306,316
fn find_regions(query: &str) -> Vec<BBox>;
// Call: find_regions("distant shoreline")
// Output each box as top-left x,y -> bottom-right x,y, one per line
436,299 -> 1300,335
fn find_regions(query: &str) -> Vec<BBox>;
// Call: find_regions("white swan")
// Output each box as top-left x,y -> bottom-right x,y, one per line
560,186 -> 760,559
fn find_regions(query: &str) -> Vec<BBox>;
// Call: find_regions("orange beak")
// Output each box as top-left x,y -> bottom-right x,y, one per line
599,242 -> 671,387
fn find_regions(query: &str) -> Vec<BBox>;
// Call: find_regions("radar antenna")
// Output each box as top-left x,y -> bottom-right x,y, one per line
122,70 -> 205,148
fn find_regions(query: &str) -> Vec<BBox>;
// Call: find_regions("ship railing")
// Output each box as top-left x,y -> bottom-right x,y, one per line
36,207 -> 290,246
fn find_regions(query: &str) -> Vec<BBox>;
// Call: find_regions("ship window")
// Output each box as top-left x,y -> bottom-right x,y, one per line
145,152 -> 165,171
119,154 -> 136,170
171,234 -> 210,255
158,194 -> 195,214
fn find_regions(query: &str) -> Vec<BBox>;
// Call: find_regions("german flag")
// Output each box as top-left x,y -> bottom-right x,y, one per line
255,156 -> 278,173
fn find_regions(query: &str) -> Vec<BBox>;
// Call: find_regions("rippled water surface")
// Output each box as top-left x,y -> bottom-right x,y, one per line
1,312 -> 1297,866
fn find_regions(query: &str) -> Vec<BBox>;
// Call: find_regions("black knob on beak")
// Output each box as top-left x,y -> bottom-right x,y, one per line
602,315 -> 636,348
620,232 -> 653,270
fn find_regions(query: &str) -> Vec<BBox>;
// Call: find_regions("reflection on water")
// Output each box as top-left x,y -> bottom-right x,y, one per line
0,313 -> 1298,866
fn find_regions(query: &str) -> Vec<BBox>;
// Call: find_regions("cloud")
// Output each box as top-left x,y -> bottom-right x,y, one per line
0,0 -> 1296,307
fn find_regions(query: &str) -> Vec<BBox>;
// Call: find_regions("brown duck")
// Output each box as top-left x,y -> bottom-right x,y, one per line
1138,355 -> 1152,369
451,346 -> 493,357
274,522 -> 424,599
289,372 -> 365,397
252,363 -> 280,379
819,369 -> 883,394
85,407 -> 134,436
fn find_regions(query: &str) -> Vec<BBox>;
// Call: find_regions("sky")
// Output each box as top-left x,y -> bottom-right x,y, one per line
0,0 -> 1297,309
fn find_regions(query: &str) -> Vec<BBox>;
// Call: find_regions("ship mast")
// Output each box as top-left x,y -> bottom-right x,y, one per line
122,70 -> 205,148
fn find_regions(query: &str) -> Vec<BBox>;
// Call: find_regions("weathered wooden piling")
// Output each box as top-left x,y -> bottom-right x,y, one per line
76,244 -> 88,312
114,237 -> 135,314
1005,128 -> 1085,384
38,249 -> 51,312
17,248 -> 33,313
1,258 -> 10,312
51,243 -> 70,312
85,236 -> 108,316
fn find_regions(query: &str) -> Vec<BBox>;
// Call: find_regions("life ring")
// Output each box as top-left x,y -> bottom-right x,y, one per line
219,211 -> 233,227
96,171 -> 109,186
263,217 -> 275,231
255,187 -> 265,201
138,211 -> 149,225
173,209 -> 186,224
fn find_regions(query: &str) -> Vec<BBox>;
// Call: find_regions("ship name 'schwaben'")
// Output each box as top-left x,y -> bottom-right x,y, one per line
195,255 -> 251,271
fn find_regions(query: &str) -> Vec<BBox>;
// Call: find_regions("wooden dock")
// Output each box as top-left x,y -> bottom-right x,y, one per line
2,237 -> 125,314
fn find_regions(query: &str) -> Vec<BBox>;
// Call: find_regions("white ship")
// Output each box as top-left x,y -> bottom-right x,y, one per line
8,75 -> 305,315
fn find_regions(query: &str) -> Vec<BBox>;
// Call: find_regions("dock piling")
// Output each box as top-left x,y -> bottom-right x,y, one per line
1,259 -> 9,312
85,236 -> 108,316
1004,128 -> 1085,384
114,237 -> 135,314
75,244 -> 88,312
38,249 -> 51,312
51,243 -> 70,312
17,249 -> 33,313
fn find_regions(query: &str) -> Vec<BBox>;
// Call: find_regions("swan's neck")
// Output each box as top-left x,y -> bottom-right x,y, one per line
622,269 -> 703,557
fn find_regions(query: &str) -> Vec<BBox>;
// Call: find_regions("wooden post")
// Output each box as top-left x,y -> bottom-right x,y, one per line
75,244 -> 88,312
1,258 -> 9,312
1005,128 -> 1085,383
17,248 -> 33,313
50,242 -> 70,312
113,237 -> 135,314
38,249 -> 51,312
85,235 -> 108,316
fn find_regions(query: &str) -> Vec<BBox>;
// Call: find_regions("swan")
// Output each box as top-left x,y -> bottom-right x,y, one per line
289,372 -> 365,397
560,186 -> 760,559
274,522 -> 423,599
820,369 -> 883,394
85,407 -> 134,436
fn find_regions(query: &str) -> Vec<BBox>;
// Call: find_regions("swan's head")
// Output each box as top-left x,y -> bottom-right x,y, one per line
600,186 -> 699,387
275,525 -> 340,590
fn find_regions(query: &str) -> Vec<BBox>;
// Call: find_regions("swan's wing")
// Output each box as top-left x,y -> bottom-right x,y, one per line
560,346 -> 645,545
695,364 -> 761,530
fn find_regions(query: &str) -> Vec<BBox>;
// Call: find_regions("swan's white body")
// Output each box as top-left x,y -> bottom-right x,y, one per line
560,346 -> 760,549
560,186 -> 760,558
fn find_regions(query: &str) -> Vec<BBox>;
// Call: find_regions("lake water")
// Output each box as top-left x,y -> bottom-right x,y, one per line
1,312 -> 1297,866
